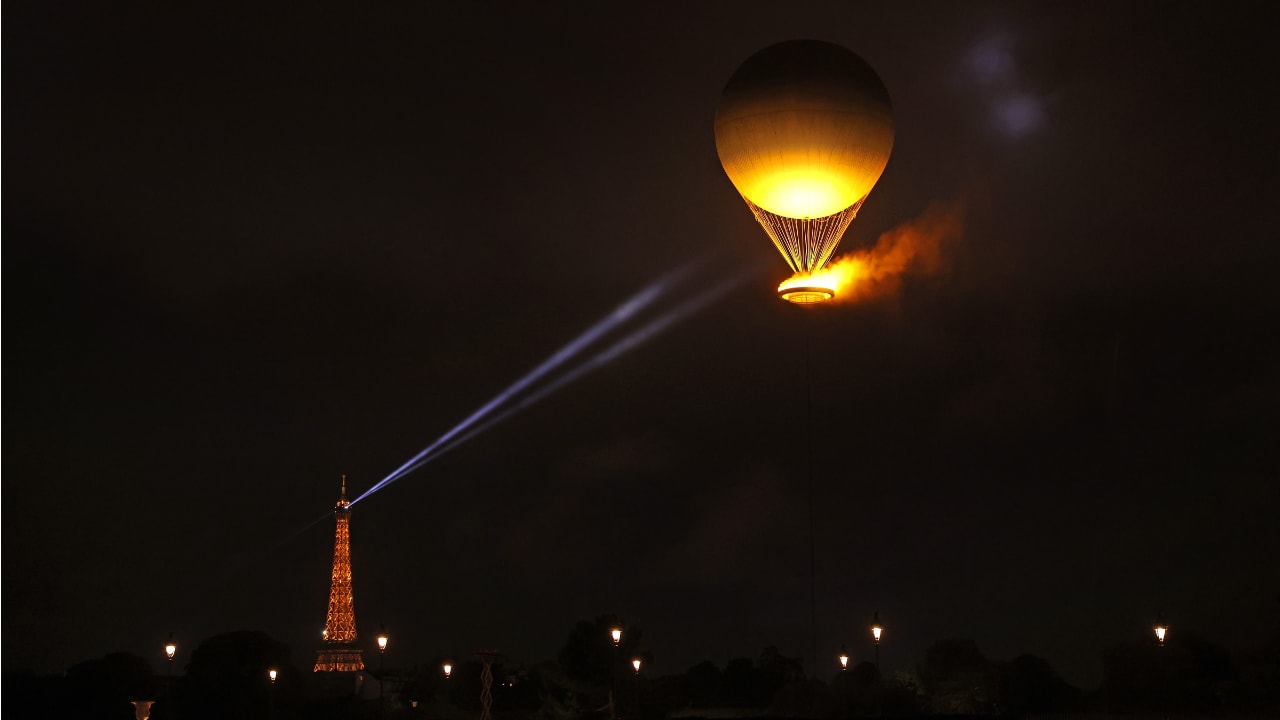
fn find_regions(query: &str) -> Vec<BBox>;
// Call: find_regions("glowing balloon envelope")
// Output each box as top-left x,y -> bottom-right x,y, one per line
715,39 -> 894,301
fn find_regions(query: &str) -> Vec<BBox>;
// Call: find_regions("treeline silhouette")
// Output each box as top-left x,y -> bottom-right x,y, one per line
4,615 -> 1277,718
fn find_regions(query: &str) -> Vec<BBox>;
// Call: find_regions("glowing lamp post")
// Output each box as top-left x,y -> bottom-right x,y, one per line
632,659 -> 642,717
164,635 -> 177,717
838,645 -> 849,670
377,629 -> 389,716
871,612 -> 883,672
1154,612 -> 1168,647
443,662 -> 453,678
609,628 -> 622,720
268,669 -> 278,720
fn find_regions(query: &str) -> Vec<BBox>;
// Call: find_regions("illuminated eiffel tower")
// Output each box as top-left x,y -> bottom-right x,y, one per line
314,475 -> 366,672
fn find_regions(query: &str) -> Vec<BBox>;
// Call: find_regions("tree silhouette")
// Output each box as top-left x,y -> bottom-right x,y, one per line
682,661 -> 721,708
556,614 -> 647,687
543,614 -> 651,720
720,657 -> 759,707
182,631 -> 295,720
998,654 -> 1082,715
47,652 -> 155,718
917,638 -> 999,714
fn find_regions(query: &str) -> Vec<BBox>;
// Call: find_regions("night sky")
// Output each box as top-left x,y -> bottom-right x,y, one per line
5,1 -> 1278,690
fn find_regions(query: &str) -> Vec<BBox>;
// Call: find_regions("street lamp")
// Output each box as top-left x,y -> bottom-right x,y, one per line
377,627 -> 389,717
164,634 -> 177,718
268,669 -> 278,720
838,644 -> 849,670
871,612 -> 883,673
1154,612 -> 1168,647
632,659 -> 642,718
609,628 -> 622,720
441,661 -> 453,709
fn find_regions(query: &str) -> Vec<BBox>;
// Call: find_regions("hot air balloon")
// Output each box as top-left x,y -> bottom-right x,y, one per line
715,39 -> 895,303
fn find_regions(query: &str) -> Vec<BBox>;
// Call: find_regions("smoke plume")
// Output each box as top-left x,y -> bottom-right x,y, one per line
827,200 -> 965,302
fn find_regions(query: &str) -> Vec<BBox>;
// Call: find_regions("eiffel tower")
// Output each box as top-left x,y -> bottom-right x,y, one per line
314,475 -> 366,672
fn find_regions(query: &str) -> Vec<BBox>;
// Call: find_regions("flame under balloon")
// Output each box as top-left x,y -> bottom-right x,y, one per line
777,255 -> 870,304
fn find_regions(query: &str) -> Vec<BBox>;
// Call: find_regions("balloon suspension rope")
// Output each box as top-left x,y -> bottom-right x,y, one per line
805,315 -> 818,677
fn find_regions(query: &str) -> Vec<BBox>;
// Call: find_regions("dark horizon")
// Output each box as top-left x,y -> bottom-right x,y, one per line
5,0 -> 1278,697
7,467 -> 1274,691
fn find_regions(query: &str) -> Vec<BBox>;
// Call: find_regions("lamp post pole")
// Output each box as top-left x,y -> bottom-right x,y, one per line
164,635 -> 177,719
377,628 -> 389,718
632,659 -> 641,719
443,662 -> 453,710
1154,612 -> 1169,720
610,628 -> 622,720
268,669 -> 277,720
871,612 -> 883,675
